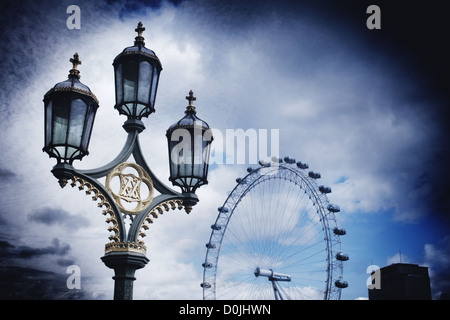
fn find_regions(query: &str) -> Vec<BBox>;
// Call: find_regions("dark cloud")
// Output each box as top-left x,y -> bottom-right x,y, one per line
0,168 -> 17,182
28,207 -> 90,230
56,257 -> 77,267
0,239 -> 100,299
0,240 -> 15,258
0,240 -> 14,249
17,238 -> 70,259
1,238 -> 73,261
0,238 -> 98,299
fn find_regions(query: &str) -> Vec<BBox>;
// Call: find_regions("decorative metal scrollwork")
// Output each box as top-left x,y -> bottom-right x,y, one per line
105,162 -> 154,215
70,176 -> 120,243
137,199 -> 183,246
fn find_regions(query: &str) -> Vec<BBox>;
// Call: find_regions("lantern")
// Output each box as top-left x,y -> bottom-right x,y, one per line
113,22 -> 162,120
43,53 -> 99,164
166,91 -> 213,194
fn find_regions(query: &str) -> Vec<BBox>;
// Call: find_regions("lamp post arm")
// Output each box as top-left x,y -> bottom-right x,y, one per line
127,193 -> 192,243
78,130 -> 139,179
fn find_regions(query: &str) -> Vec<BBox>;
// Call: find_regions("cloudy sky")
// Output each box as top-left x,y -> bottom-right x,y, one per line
0,0 -> 449,300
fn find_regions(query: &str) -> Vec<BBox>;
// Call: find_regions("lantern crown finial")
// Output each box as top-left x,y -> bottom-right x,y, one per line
134,21 -> 145,45
185,90 -> 196,113
69,53 -> 81,78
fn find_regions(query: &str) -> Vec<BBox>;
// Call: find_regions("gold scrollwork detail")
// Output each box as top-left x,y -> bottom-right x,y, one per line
137,200 -> 184,246
105,162 -> 154,215
70,176 -> 120,243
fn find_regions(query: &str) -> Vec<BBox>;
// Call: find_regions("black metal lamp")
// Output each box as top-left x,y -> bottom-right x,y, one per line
113,22 -> 162,121
41,23 -> 215,300
166,91 -> 213,200
43,53 -> 99,166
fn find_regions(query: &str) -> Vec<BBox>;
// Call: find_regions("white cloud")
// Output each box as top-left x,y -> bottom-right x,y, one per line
422,237 -> 450,298
386,252 -> 412,266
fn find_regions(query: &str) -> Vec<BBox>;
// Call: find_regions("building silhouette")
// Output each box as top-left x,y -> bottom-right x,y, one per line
368,263 -> 432,300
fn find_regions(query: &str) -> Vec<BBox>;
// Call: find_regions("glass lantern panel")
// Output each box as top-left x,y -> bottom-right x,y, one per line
138,61 -> 152,104
169,129 -> 192,162
81,104 -> 96,151
191,177 -> 199,187
202,143 -> 212,179
135,103 -> 147,118
45,101 -> 53,148
122,103 -> 133,116
150,66 -> 159,107
203,139 -> 212,165
67,98 -> 87,147
192,164 -> 202,181
192,134 -> 204,178
66,146 -> 81,160
123,60 -> 138,102
52,96 -> 70,145
115,63 -> 123,103
179,163 -> 188,177
54,146 -> 66,159
178,145 -> 193,178
169,138 -> 180,175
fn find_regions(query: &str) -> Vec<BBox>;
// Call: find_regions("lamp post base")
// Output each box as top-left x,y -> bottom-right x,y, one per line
101,251 -> 149,300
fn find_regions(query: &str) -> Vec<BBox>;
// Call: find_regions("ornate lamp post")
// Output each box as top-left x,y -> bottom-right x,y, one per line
42,23 -> 213,300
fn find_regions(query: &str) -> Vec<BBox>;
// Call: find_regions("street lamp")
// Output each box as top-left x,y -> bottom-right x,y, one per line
43,53 -> 99,186
42,22 -> 212,300
113,22 -> 162,122
167,90 -> 213,212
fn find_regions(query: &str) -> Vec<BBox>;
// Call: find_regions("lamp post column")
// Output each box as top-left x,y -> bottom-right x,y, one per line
101,251 -> 149,300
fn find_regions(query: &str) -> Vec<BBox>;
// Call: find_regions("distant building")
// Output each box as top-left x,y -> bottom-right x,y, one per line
368,263 -> 432,300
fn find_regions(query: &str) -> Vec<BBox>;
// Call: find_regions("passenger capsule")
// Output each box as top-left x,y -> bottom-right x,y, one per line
308,171 -> 321,179
333,227 -> 347,236
283,156 -> 296,164
296,161 -> 309,169
319,185 -> 332,194
211,224 -> 222,230
335,280 -> 348,288
218,206 -> 229,213
200,282 -> 211,288
327,204 -> 340,213
336,252 -> 349,261
202,262 -> 212,268
206,243 -> 216,249
259,160 -> 270,167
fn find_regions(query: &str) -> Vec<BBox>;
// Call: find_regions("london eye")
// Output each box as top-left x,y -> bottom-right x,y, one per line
201,156 -> 348,300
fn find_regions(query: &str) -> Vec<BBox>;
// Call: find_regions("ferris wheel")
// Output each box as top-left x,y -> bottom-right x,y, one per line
201,156 -> 348,300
